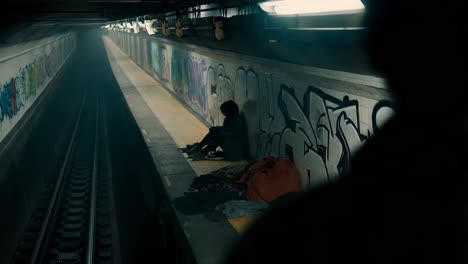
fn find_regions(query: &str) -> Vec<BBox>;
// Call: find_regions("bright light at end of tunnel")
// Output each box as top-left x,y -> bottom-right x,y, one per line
259,0 -> 365,16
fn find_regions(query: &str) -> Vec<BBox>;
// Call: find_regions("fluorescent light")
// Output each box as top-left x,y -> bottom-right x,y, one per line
259,0 -> 364,16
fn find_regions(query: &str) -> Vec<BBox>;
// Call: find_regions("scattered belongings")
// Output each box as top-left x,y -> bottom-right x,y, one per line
215,200 -> 269,218
239,156 -> 301,202
188,173 -> 247,198
227,215 -> 259,234
210,163 -> 250,179
173,156 -> 302,232
173,191 -> 243,215
180,143 -> 226,161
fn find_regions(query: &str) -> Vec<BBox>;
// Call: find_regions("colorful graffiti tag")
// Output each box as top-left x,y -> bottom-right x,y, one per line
0,34 -> 76,139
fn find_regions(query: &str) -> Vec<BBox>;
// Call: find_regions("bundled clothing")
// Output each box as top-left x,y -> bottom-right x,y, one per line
173,172 -> 248,215
173,158 -> 301,218
173,191 -> 242,215
188,173 -> 247,198
215,200 -> 269,218
239,156 -> 301,202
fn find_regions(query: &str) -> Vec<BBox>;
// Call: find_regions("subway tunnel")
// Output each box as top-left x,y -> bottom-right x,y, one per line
0,1 -> 462,264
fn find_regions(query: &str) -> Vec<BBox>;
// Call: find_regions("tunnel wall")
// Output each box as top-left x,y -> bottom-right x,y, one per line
0,33 -> 76,143
108,31 -> 395,188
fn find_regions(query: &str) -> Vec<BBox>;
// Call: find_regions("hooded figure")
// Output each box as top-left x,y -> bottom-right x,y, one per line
188,100 -> 246,160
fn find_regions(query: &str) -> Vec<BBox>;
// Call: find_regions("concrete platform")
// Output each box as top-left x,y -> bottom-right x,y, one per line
102,35 -> 247,264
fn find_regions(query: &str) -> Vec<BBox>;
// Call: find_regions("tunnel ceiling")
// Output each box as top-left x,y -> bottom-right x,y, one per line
0,0 -> 223,43
0,0 -> 220,41
4,0 -> 219,24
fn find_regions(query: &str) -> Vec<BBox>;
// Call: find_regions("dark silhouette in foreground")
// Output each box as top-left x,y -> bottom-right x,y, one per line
226,1 -> 462,263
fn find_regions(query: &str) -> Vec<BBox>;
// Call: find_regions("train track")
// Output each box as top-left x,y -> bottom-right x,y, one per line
12,87 -> 118,264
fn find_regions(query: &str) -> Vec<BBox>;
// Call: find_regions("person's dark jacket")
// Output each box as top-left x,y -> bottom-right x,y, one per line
221,113 -> 245,160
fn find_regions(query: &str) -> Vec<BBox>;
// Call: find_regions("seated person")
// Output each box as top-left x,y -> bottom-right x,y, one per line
186,100 -> 245,160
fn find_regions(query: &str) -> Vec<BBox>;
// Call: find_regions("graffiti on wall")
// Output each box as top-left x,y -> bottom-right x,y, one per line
372,100 -> 395,133
206,64 -> 234,125
255,85 -> 370,187
143,39 -> 150,72
1,35 -> 75,136
171,48 -> 182,93
150,41 -> 170,81
179,56 -> 206,114
151,41 -> 211,115
110,31 -> 395,189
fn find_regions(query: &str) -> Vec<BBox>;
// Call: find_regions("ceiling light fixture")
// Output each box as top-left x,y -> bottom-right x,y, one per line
259,0 -> 364,16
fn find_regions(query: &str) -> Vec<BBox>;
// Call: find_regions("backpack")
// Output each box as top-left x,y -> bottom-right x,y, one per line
240,156 -> 301,202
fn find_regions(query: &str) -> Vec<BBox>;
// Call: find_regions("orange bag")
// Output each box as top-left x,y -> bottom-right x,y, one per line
240,156 -> 301,202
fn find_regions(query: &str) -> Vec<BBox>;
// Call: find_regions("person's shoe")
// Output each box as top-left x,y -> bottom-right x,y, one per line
186,142 -> 199,150
180,142 -> 200,153
188,151 -> 206,161
186,148 -> 200,155
205,151 -> 225,160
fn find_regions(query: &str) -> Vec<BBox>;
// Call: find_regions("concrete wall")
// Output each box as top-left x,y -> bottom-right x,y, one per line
0,33 -> 76,143
108,31 -> 395,189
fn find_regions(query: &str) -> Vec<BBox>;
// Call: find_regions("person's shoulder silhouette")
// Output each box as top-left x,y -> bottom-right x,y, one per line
225,1 -> 463,263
